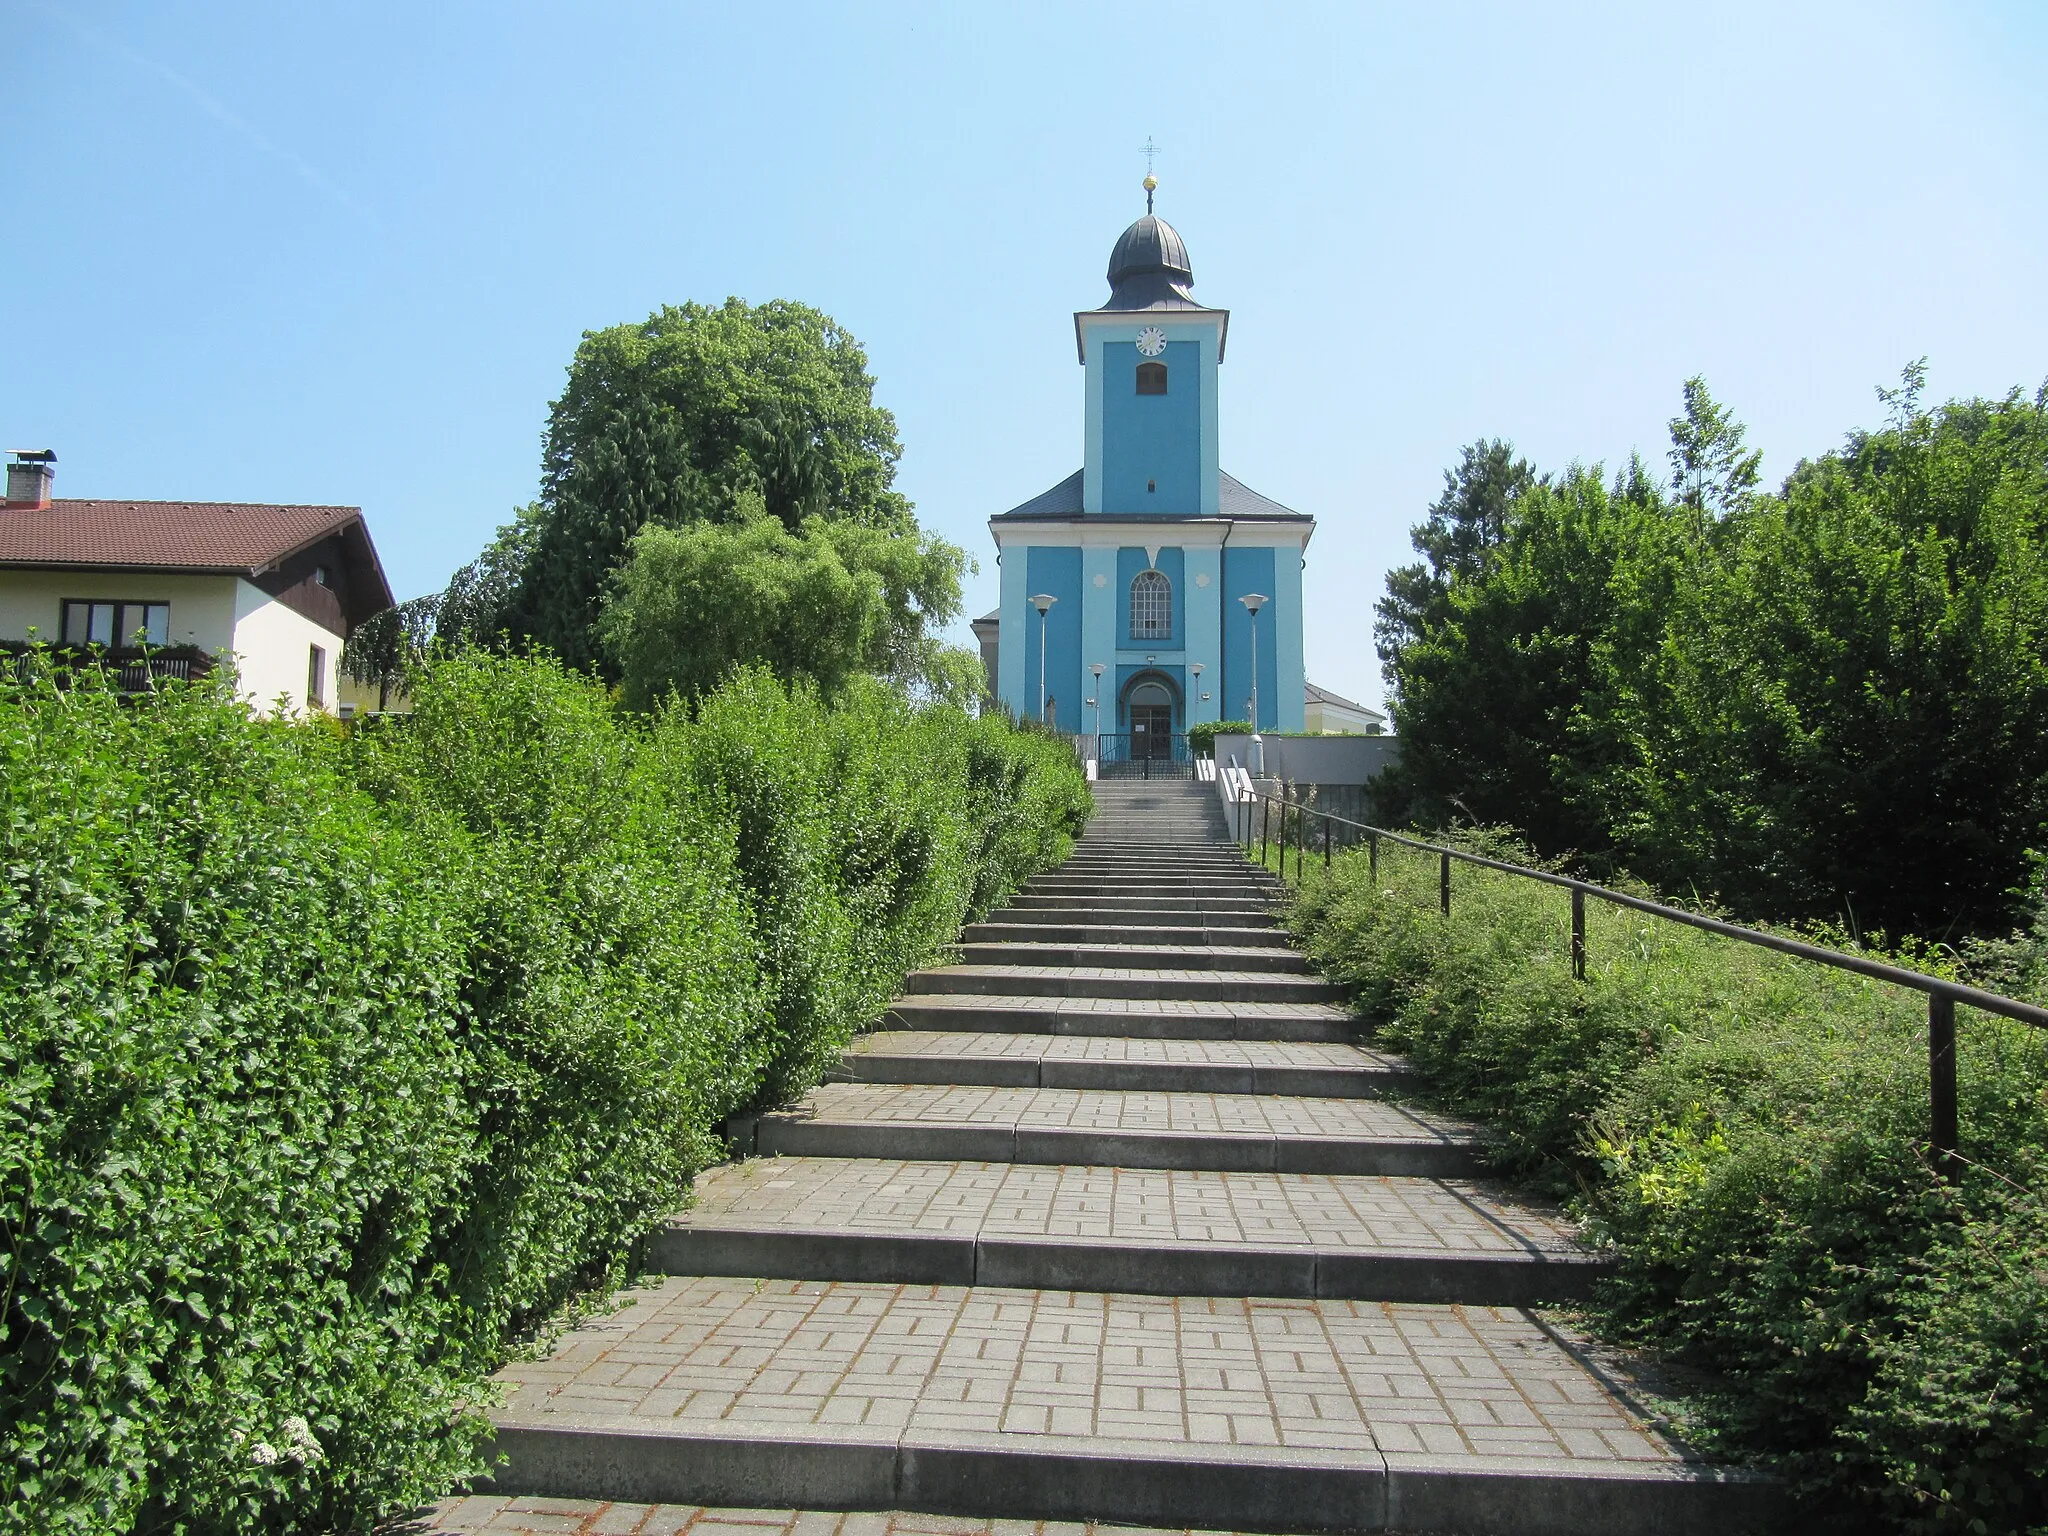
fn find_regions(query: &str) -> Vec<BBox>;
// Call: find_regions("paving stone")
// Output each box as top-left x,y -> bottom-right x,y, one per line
494,1278 -> 1681,1469
770,1085 -> 1471,1143
418,1502 -> 1284,1535
843,1035 -> 1397,1071
677,1160 -> 1578,1257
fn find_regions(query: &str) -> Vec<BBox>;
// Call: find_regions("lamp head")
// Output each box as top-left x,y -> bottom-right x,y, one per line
1090,662 -> 1105,677
1030,593 -> 1057,615
1238,593 -> 1269,615
1190,662 -> 1205,677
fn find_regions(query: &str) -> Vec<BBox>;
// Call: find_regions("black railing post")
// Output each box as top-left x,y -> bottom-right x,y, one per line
1324,817 -> 1332,869
1929,992 -> 1959,1178
1260,801 -> 1270,867
1439,850 -> 1451,916
1369,830 -> 1378,883
1571,887 -> 1586,982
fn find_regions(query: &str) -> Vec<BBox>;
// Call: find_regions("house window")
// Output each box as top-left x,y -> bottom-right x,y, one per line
313,565 -> 331,587
1136,361 -> 1167,395
307,644 -> 327,708
61,600 -> 168,647
1129,569 -> 1172,641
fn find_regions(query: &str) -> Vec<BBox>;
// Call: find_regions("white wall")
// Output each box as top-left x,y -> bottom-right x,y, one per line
0,569 -> 239,649
231,580 -> 345,716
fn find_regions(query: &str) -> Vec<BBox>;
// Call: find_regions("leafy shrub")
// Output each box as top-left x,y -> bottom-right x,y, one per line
1187,719 -> 1251,755
1,649 -> 1087,1534
1284,834 -> 2048,1534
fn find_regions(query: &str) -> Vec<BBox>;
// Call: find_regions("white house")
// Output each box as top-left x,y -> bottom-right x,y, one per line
1305,681 -> 1387,735
0,451 -> 393,715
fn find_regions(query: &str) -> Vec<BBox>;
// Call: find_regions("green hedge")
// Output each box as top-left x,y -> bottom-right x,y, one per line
1186,720 -> 1251,756
1282,834 -> 2048,1535
0,651 -> 1088,1534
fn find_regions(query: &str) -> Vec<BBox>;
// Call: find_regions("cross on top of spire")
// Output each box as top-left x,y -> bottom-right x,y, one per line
1140,136 -> 1160,214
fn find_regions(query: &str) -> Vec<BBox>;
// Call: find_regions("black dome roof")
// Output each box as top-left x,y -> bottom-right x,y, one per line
1108,215 -> 1191,286
1101,215 -> 1199,310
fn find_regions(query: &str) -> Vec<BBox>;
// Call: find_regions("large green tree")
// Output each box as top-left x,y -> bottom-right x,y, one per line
598,495 -> 964,711
508,298 -> 912,671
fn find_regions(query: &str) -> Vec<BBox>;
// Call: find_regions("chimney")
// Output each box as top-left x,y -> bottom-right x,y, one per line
5,450 -> 55,510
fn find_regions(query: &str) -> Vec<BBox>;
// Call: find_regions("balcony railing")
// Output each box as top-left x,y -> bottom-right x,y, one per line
1,643 -> 216,693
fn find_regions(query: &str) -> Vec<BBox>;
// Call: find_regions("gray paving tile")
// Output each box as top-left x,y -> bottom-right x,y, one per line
774,1085 -> 1471,1142
494,1279 -> 1683,1467
681,1159 -> 1579,1256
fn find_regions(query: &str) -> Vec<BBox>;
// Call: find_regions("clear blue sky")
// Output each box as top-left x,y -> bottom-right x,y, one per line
8,2 -> 2047,709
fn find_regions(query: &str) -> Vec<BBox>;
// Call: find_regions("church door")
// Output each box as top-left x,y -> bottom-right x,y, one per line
1129,692 -> 1174,759
1130,703 -> 1173,759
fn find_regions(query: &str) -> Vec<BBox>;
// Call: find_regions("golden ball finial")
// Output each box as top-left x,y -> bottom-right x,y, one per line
1143,174 -> 1158,192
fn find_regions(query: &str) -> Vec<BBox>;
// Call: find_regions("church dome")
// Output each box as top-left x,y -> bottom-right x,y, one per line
1107,215 -> 1191,287
1101,214 -> 1199,310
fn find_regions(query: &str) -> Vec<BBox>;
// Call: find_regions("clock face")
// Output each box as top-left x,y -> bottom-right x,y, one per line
1135,326 -> 1167,357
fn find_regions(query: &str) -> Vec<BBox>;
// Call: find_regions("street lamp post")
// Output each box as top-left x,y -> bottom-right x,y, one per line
1239,593 -> 1269,775
1030,594 -> 1057,725
1089,661 -> 1106,746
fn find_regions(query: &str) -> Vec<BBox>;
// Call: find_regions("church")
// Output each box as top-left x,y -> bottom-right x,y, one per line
976,184 -> 1314,758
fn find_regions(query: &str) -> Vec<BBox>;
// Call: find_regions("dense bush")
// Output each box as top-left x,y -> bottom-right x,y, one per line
1186,719 -> 1251,756
1374,375 -> 2048,939
1283,836 -> 2048,1534
0,650 -> 1087,1534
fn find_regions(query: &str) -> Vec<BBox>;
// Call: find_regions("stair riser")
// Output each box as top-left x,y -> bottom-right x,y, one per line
882,1006 -> 1356,1042
740,1118 -> 1483,1177
648,1226 -> 1606,1305
486,1425 -> 1779,1536
834,1056 -> 1403,1096
954,945 -> 1313,974
905,972 -> 1341,1002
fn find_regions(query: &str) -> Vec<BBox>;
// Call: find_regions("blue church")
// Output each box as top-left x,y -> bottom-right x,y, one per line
977,187 -> 1313,756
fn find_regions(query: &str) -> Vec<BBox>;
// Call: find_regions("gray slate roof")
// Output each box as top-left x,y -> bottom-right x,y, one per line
990,470 -> 1310,524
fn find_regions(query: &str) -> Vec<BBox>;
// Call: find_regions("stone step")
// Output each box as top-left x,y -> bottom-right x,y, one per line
1022,881 -> 1279,901
998,896 -> 1276,921
653,1157 -> 1601,1305
961,922 -> 1295,949
952,943 -> 1313,975
835,1031 -> 1404,1096
485,1277 -> 1782,1536
884,994 -> 1359,1042
731,1083 -> 1483,1176
1050,862 -> 1259,878
1055,857 -> 1255,871
902,965 -> 1343,1004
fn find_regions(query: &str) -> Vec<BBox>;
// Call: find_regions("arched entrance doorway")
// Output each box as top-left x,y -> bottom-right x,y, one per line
1119,671 -> 1181,763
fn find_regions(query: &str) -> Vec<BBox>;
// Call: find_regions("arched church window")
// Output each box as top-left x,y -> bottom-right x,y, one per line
1130,569 -> 1173,641
1136,361 -> 1167,395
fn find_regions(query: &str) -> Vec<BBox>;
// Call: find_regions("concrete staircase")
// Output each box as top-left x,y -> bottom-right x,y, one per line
443,779 -> 1780,1536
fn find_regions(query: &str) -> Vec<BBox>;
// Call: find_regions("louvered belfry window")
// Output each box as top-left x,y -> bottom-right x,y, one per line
1130,569 -> 1172,641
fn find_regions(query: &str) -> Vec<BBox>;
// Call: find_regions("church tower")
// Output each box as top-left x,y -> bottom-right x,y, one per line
988,185 -> 1313,752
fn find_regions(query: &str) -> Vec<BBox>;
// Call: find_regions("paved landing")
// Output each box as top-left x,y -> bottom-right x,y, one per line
496,1277 -> 1677,1464
844,1036 -> 1394,1070
676,1160 -> 1582,1257
760,1085 -> 1472,1143
424,1503 -> 1285,1536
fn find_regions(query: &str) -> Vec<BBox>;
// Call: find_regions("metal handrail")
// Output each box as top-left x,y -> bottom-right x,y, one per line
1236,787 -> 2048,1175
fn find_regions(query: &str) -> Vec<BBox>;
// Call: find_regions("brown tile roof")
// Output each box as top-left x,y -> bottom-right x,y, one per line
0,499 -> 363,573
